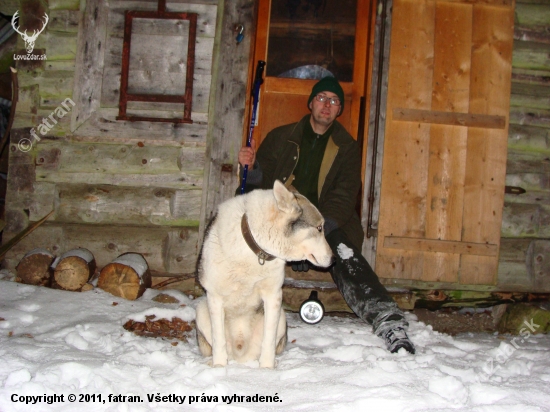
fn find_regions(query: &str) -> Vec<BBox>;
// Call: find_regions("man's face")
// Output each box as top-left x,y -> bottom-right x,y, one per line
309,91 -> 341,130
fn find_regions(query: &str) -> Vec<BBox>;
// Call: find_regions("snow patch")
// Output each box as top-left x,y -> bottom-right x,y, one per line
337,243 -> 354,259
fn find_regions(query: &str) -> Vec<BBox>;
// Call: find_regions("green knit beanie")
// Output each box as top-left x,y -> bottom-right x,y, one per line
308,76 -> 345,114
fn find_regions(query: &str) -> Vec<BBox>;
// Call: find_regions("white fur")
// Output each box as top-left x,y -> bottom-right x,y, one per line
196,181 -> 333,368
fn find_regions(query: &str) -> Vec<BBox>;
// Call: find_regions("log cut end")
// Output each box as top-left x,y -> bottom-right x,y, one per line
53,256 -> 95,291
16,251 -> 54,286
98,262 -> 152,300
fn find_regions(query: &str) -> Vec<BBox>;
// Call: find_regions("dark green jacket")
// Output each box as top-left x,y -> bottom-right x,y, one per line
244,115 -> 364,250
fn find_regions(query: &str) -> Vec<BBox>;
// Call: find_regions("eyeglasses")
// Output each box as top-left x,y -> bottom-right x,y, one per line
315,94 -> 341,107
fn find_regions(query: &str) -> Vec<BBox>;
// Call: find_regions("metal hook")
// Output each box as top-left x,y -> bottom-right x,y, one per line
235,24 -> 244,44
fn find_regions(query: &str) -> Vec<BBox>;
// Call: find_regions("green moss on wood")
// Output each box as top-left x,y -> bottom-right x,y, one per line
48,0 -> 80,11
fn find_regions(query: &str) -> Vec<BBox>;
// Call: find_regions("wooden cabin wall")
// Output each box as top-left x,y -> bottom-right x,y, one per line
498,0 -> 550,292
2,0 -> 223,292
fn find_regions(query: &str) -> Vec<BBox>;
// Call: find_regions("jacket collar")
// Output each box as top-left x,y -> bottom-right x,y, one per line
288,115 -> 352,148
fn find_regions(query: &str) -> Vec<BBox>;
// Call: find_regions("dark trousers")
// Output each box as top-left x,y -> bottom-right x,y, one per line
326,228 -> 408,336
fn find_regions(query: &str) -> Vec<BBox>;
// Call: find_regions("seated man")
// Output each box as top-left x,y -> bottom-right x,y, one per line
238,76 -> 415,354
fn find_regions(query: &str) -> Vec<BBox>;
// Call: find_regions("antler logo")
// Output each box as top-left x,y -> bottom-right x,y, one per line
11,11 -> 49,54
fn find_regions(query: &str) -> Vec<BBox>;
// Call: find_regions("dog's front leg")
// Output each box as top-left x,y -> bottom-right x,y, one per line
207,293 -> 228,367
259,289 -> 282,368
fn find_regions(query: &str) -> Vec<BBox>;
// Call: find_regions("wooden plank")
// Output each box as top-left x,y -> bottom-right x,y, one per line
48,10 -> 80,33
36,171 -> 203,189
423,1 -> 471,282
70,0 -> 108,132
35,141 -> 198,174
393,108 -> 506,129
71,108 -> 208,142
461,3 -> 514,285
384,236 -> 498,256
512,40 -> 550,71
376,0 -> 435,281
55,184 -> 202,225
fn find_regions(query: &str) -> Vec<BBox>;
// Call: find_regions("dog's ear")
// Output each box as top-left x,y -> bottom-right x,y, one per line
273,180 -> 300,214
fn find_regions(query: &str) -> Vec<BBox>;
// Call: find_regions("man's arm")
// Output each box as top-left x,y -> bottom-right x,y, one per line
318,140 -> 362,234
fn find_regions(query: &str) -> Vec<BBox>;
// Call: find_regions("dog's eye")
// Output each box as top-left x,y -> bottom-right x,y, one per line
317,225 -> 323,232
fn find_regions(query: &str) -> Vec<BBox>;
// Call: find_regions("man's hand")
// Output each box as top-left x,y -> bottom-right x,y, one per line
238,137 -> 256,167
291,260 -> 310,272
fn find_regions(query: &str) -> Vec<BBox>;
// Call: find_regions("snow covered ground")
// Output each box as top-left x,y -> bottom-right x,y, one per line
1,279 -> 550,412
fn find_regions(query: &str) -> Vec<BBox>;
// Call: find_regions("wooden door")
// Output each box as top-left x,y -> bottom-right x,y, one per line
374,0 -> 515,285
247,0 -> 372,146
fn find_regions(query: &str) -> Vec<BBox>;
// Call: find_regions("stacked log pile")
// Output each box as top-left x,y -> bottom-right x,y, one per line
15,248 -> 157,300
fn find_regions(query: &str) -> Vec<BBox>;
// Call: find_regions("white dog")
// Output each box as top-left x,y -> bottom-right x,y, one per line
196,180 -> 334,368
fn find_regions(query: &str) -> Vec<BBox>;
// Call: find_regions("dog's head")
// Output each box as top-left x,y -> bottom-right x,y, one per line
270,180 -> 334,268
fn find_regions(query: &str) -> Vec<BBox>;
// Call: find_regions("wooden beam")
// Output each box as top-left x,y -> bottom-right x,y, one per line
384,236 -> 498,256
393,108 -> 506,129
198,0 -> 256,247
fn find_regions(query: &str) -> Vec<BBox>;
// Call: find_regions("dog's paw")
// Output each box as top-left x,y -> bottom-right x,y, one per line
259,355 -> 276,369
212,354 -> 228,367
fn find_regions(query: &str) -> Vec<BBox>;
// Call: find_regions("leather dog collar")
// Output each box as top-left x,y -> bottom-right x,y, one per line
241,214 -> 276,265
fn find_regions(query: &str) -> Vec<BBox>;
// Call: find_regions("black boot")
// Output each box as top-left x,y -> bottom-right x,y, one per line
382,327 -> 416,354
325,228 -> 415,354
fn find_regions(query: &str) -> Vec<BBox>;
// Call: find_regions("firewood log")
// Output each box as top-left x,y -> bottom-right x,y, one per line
52,248 -> 96,291
98,252 -> 152,300
15,248 -> 55,286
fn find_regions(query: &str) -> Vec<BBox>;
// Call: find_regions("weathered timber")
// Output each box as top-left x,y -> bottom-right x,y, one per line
508,124 -> 549,151
506,149 -> 550,174
15,248 -> 55,286
18,70 -> 75,102
501,202 -> 550,237
515,2 -> 550,28
512,40 -> 550,71
52,248 -> 96,291
512,68 -> 550,85
71,0 -> 108,132
16,84 -> 39,115
37,170 -> 203,189
48,10 -> 80,33
509,107 -> 550,129
55,184 -> 202,225
108,3 -> 217,38
71,108 -> 208,141
198,0 -> 256,246
511,83 -> 550,110
99,252 -> 152,300
49,0 -> 80,11
30,182 -> 56,221
101,56 -> 212,111
498,238 -> 534,290
35,141 -> 202,174
527,240 -> 550,290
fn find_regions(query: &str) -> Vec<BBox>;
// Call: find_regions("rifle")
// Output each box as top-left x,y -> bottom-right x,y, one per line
240,60 -> 266,194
